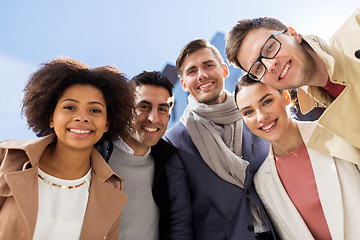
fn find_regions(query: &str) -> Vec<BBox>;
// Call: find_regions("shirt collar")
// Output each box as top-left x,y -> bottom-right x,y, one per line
113,138 -> 151,157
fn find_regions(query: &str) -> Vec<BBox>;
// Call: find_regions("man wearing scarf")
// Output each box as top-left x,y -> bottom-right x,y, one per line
164,39 -> 277,240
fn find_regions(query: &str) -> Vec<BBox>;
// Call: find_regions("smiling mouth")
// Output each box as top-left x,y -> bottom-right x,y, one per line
260,120 -> 276,131
69,129 -> 92,134
143,126 -> 159,132
279,62 -> 291,79
198,82 -> 213,91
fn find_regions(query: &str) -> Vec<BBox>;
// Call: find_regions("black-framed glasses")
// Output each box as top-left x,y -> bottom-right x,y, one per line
248,29 -> 287,81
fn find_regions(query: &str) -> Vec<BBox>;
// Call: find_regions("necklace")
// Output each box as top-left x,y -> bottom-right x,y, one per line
38,174 -> 87,189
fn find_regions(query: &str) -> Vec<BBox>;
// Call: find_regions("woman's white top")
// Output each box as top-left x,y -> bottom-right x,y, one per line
33,168 -> 92,240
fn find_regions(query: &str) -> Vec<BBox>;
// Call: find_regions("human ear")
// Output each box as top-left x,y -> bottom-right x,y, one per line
288,26 -> 302,43
180,79 -> 189,92
49,117 -> 54,128
223,64 -> 229,78
283,90 -> 291,106
104,122 -> 109,133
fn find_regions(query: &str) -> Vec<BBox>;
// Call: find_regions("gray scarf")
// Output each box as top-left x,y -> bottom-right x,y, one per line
180,90 -> 249,188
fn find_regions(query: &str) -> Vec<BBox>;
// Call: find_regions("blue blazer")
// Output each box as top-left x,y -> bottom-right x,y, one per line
164,122 -> 276,240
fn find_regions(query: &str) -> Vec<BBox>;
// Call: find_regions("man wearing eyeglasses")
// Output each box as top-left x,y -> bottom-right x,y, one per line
225,8 -> 360,164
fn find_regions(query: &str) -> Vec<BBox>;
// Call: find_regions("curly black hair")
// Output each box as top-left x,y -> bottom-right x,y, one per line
21,57 -> 136,144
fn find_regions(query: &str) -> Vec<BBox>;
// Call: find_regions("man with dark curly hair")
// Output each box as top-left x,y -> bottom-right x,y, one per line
98,71 -> 176,240
0,57 -> 135,239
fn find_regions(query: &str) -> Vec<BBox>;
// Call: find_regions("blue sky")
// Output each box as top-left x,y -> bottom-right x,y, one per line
1,0 -> 358,141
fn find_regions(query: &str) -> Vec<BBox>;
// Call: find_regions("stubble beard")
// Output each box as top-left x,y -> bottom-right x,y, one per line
198,88 -> 225,105
282,47 -> 317,90
200,94 -> 220,105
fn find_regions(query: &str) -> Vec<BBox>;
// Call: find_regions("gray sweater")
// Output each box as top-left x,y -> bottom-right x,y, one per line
108,145 -> 159,240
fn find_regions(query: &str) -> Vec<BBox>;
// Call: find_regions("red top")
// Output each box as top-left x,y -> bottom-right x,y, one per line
274,143 -> 332,240
321,78 -> 346,99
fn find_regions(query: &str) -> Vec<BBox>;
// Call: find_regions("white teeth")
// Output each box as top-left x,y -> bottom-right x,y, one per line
70,129 -> 91,134
199,83 -> 212,90
280,63 -> 290,78
144,127 -> 157,132
261,121 -> 275,130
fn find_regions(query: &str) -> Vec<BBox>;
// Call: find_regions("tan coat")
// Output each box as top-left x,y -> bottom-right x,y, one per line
0,134 -> 128,240
254,121 -> 360,240
296,7 -> 360,164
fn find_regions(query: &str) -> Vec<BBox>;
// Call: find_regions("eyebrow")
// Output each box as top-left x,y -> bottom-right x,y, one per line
185,65 -> 197,74
61,98 -> 105,107
184,60 -> 216,73
258,93 -> 272,103
239,93 -> 272,112
138,100 -> 170,108
203,60 -> 215,65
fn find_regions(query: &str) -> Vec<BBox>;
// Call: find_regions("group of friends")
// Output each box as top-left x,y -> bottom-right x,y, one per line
0,7 -> 359,240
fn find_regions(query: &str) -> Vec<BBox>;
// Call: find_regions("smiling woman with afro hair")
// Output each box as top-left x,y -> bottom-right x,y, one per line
0,57 -> 136,239
22,57 -> 136,144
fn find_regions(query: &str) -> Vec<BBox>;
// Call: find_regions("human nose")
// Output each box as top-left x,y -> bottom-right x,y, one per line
74,111 -> 89,122
197,68 -> 208,81
262,58 -> 278,73
256,109 -> 268,123
147,109 -> 159,123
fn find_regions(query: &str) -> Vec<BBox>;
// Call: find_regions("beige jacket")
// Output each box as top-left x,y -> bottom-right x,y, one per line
254,121 -> 360,240
296,7 -> 360,164
0,134 -> 128,240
